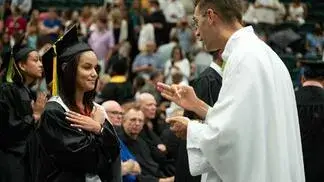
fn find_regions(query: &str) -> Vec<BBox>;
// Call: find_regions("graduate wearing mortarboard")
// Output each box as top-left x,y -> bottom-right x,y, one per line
29,25 -> 121,182
295,60 -> 324,182
0,35 -> 46,182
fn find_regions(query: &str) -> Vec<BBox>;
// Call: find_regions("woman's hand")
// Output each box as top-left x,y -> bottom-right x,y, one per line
91,105 -> 106,124
32,92 -> 47,121
65,111 -> 102,134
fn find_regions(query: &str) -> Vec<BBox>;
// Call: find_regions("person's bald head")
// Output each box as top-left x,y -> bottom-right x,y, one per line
137,93 -> 157,120
102,100 -> 124,126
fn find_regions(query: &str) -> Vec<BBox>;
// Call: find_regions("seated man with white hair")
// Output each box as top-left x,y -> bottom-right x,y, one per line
102,100 -> 124,126
137,93 -> 167,151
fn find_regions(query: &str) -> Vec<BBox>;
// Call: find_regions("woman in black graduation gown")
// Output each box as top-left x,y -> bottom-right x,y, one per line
34,25 -> 121,182
0,40 -> 46,181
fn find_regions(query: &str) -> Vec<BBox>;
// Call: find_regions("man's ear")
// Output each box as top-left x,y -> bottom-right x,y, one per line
301,75 -> 306,85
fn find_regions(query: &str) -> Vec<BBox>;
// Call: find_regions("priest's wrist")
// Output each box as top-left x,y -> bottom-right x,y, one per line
192,99 -> 209,119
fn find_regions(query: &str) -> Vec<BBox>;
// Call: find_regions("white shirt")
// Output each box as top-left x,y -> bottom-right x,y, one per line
163,0 -> 186,23
187,26 -> 305,182
209,61 -> 222,77
164,58 -> 190,85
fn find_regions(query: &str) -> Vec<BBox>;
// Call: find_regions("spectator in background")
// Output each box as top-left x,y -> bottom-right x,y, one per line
157,35 -> 179,65
287,0 -> 307,25
102,100 -> 124,126
26,11 -> 39,49
133,75 -> 146,98
39,8 -> 61,41
164,45 -> 190,85
80,6 -> 93,37
88,10 -> 115,74
170,18 -> 192,54
109,7 -> 128,48
11,0 -> 32,15
137,93 -> 168,152
305,22 -> 324,58
133,41 -> 163,79
118,105 -> 175,182
100,57 -> 133,104
128,0 -> 143,58
5,6 -> 27,38
163,0 -> 185,27
138,16 -> 155,51
140,71 -> 164,104
147,0 -> 168,46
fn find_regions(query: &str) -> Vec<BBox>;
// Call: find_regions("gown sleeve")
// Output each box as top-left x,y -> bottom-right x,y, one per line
38,102 -> 120,174
0,84 -> 35,149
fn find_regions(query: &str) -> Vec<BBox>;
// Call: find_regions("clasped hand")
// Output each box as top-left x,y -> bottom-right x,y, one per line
166,116 -> 190,140
65,111 -> 102,134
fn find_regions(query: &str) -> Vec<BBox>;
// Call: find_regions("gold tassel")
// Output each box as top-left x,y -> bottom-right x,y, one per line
5,55 -> 14,83
6,52 -> 23,83
52,45 -> 58,96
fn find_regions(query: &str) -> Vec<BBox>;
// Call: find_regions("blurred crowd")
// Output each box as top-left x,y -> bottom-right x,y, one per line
0,0 -> 324,180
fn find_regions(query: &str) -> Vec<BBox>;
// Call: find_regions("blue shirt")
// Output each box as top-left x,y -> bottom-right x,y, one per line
120,139 -> 137,182
43,19 -> 61,41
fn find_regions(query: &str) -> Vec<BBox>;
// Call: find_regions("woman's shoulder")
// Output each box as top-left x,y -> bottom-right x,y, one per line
43,100 -> 66,116
0,82 -> 20,96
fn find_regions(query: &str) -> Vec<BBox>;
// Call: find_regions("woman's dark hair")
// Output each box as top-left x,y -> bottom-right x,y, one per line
171,46 -> 184,66
58,51 -> 97,114
11,50 -> 29,84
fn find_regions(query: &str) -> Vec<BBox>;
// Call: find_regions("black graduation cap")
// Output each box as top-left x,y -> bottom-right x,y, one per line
5,35 -> 36,83
301,60 -> 324,79
42,24 -> 92,95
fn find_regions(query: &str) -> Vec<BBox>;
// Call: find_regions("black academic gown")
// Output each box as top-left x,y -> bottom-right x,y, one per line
0,83 -> 36,182
175,67 -> 222,182
118,127 -> 170,182
295,85 -> 324,182
31,101 -> 121,182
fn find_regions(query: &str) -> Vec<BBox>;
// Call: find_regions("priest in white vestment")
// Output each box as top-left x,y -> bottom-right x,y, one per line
157,0 -> 305,182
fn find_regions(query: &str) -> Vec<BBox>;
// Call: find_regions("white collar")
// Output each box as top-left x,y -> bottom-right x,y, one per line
209,61 -> 223,77
302,80 -> 323,88
222,26 -> 255,62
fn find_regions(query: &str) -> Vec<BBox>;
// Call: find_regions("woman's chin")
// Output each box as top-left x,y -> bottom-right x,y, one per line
84,85 -> 96,92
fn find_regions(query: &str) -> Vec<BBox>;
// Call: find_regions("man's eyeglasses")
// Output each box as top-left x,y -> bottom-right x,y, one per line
106,111 -> 124,116
190,10 -> 217,30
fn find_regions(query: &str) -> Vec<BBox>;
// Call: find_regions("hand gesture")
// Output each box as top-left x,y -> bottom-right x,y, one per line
32,92 -> 47,120
166,116 -> 190,140
156,82 -> 198,111
65,111 -> 101,134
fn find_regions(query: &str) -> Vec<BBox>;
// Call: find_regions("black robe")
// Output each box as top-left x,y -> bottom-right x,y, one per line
295,85 -> 324,182
118,127 -> 172,182
0,83 -> 36,182
140,124 -> 163,147
29,101 -> 121,182
175,67 -> 222,182
148,10 -> 167,46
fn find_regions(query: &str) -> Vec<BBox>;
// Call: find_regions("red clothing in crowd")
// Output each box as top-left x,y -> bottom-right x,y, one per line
5,16 -> 27,36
